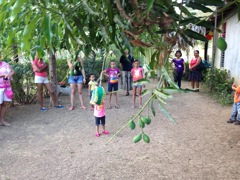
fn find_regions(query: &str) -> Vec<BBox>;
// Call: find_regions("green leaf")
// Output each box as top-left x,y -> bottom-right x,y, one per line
153,89 -> 172,100
10,0 -> 27,22
132,78 -> 150,86
184,29 -> 208,42
197,0 -> 224,6
162,87 -> 181,94
147,0 -> 155,15
180,17 -> 199,25
187,1 -> 213,13
197,21 -> 214,29
151,98 -> 156,117
42,15 -> 52,46
178,4 -> 192,17
158,102 -> 176,123
141,89 -> 151,97
160,67 -> 179,89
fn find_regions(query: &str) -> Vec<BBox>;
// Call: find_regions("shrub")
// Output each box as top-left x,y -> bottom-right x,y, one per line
202,68 -> 234,105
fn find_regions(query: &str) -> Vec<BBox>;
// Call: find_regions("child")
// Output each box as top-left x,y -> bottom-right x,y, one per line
88,75 -> 98,110
94,101 -> 109,137
172,50 -> 185,88
131,60 -> 144,109
227,83 -> 240,125
102,61 -> 121,109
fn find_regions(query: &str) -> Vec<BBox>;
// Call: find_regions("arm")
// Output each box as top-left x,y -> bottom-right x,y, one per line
67,59 -> 73,69
191,57 -> 202,68
88,83 -> 91,95
183,62 -> 186,73
102,69 -> 109,77
117,69 -> 121,76
32,62 -> 48,72
79,58 -> 86,83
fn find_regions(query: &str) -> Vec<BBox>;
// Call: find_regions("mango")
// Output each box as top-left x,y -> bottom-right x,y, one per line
217,37 -> 227,52
138,119 -> 145,128
143,134 -> 150,143
74,70 -> 77,75
141,116 -> 151,125
133,133 -> 142,143
128,120 -> 136,130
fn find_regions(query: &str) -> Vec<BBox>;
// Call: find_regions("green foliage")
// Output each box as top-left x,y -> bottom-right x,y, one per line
203,68 -> 234,105
10,62 -> 36,104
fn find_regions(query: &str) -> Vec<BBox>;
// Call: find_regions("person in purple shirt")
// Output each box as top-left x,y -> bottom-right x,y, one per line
172,50 -> 185,88
102,61 -> 121,109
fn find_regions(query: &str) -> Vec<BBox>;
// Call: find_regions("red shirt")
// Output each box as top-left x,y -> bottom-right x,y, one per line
190,58 -> 198,69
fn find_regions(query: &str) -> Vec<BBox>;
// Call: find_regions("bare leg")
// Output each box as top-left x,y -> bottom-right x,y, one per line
138,87 -> 142,107
77,83 -> 85,108
102,125 -> 106,132
132,87 -> 137,108
69,84 -> 76,110
114,92 -> 118,106
0,102 -> 9,125
44,83 -> 58,106
36,83 -> 44,108
191,81 -> 195,89
108,93 -> 112,108
196,81 -> 199,89
96,126 -> 99,134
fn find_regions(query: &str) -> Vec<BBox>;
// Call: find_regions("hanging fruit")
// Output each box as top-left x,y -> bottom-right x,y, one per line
217,37 -> 227,51
205,34 -> 212,40
208,31 -> 214,36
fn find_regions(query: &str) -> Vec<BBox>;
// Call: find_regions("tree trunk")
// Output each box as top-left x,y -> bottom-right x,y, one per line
48,48 -> 58,101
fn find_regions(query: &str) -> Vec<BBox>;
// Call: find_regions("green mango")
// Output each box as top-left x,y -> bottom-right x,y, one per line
74,70 -> 77,75
138,119 -> 145,128
128,120 -> 136,130
217,37 -> 227,52
143,134 -> 150,143
141,116 -> 151,125
69,70 -> 74,76
133,133 -> 142,143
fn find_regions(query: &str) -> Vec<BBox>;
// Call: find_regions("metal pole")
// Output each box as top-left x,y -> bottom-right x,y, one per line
210,9 -> 218,92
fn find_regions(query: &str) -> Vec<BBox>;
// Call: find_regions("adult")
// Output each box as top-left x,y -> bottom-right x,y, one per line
188,50 -> 202,91
32,53 -> 64,112
67,57 -> 86,111
120,49 -> 134,96
172,50 -> 185,88
0,57 -> 15,126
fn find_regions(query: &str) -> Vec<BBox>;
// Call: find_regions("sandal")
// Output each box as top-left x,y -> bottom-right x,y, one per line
139,104 -> 143,109
107,106 -> 112,109
95,133 -> 100,137
80,106 -> 87,110
0,121 -> 10,126
69,106 -> 74,111
115,105 -> 119,109
125,92 -> 130,96
40,107 -> 48,112
131,105 -> 135,109
55,105 -> 64,109
102,130 -> 109,135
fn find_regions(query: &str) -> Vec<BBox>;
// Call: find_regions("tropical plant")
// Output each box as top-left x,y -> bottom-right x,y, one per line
0,0 -> 239,142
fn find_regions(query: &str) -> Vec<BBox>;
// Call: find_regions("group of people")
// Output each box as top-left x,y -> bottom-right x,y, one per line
172,49 -> 202,91
0,50 -> 239,138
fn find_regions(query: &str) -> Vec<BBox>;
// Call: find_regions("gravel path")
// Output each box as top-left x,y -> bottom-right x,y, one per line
0,81 -> 239,180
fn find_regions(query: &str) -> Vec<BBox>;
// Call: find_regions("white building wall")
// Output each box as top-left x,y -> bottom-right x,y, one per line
224,13 -> 240,84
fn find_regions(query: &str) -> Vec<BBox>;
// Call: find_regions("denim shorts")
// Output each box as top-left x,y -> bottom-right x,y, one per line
68,75 -> 83,84
108,83 -> 118,92
132,83 -> 142,88
95,116 -> 105,126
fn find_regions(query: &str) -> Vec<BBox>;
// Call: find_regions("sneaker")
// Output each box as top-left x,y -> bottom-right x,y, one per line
234,121 -> 240,125
40,107 -> 48,112
102,130 -> 109,135
227,119 -> 236,123
0,121 -> 11,126
55,105 -> 64,109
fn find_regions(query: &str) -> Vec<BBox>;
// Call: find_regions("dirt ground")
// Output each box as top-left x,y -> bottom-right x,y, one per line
0,80 -> 240,180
